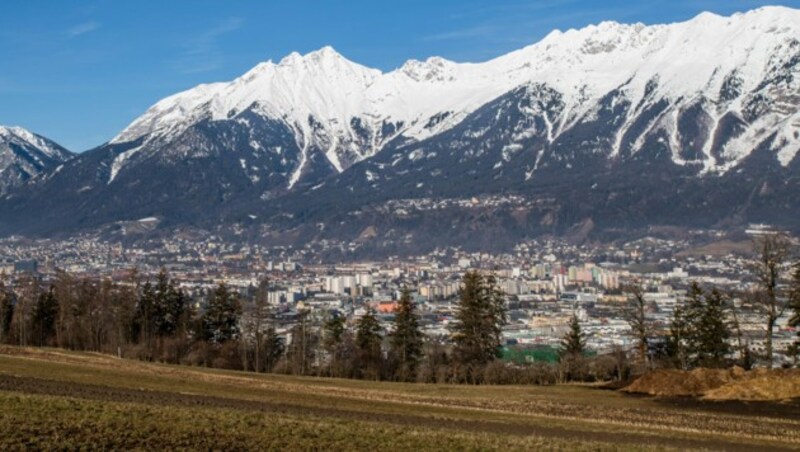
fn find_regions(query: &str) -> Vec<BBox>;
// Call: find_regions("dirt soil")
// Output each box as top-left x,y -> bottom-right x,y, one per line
1,373 -> 795,452
624,367 -> 800,401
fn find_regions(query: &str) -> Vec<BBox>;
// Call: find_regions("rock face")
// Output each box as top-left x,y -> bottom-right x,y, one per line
0,126 -> 72,195
1,7 -> 799,247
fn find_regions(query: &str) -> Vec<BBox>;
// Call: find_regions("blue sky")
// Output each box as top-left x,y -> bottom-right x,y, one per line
1,0 -> 798,151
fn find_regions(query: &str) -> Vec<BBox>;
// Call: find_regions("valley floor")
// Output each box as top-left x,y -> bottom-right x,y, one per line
0,347 -> 798,451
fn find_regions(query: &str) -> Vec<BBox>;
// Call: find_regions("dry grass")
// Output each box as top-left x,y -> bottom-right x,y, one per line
1,347 -> 799,451
625,367 -> 800,401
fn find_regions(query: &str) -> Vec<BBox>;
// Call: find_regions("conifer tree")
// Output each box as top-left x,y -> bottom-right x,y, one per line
452,271 -> 507,382
323,314 -> 346,376
693,288 -> 731,368
559,314 -> 587,381
0,283 -> 15,344
31,286 -> 59,347
262,326 -> 284,372
672,283 -> 733,369
560,314 -> 586,357
356,308 -> 383,380
665,304 -> 690,369
390,287 -> 423,381
153,269 -> 185,337
202,283 -> 242,345
324,315 -> 345,350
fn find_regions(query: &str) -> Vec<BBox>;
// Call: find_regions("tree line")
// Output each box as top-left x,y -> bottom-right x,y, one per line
1,234 -> 800,384
562,234 -> 800,380
0,269 -> 515,383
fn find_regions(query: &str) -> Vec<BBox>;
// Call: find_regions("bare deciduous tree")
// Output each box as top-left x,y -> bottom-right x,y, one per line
750,233 -> 792,368
622,284 -> 654,369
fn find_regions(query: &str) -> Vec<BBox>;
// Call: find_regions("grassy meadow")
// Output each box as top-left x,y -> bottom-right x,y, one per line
0,347 -> 798,451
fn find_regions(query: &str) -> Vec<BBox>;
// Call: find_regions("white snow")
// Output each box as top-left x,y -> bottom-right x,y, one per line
0,125 -> 70,160
108,145 -> 143,184
287,123 -> 310,189
107,6 -> 800,178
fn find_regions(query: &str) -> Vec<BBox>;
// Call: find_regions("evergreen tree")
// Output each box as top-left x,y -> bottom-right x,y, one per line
560,314 -> 586,357
452,271 -> 507,383
693,289 -> 731,368
31,286 -> 59,347
324,315 -> 346,350
202,283 -> 242,345
672,283 -> 733,369
0,284 -> 15,344
323,314 -> 347,376
356,308 -> 383,380
153,269 -> 185,337
390,288 -> 423,381
559,314 -> 587,381
262,326 -> 285,373
665,303 -> 690,369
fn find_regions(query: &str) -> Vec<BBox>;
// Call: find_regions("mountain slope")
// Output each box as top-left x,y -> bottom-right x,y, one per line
0,126 -> 73,195
1,7 -> 799,245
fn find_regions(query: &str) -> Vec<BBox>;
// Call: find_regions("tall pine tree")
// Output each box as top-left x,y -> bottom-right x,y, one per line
559,314 -> 587,381
693,289 -> 731,368
0,283 -> 15,344
390,288 -> 423,381
31,286 -> 59,347
202,283 -> 242,345
665,304 -> 690,369
452,271 -> 507,383
356,308 -> 383,380
669,283 -> 732,369
153,269 -> 186,338
560,314 -> 586,357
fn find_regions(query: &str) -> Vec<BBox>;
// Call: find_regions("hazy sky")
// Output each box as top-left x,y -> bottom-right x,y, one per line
1,0 -> 797,151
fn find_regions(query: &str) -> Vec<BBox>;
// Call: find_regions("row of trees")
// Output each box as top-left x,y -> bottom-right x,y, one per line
559,234 -> 800,379
0,269 -> 512,384
2,233 -> 800,384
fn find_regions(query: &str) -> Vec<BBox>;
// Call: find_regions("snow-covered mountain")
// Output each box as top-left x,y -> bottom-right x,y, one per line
0,126 -> 72,195
109,6 -> 800,183
1,6 -> 799,246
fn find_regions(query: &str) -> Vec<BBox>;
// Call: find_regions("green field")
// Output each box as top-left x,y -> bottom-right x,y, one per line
0,347 -> 798,451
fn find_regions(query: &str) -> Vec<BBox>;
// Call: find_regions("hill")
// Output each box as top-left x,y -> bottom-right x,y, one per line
1,347 -> 798,450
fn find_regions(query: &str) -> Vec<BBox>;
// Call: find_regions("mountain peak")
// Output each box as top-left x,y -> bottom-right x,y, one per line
279,51 -> 303,66
307,45 -> 340,58
0,126 -> 72,195
276,46 -> 349,68
111,5 -> 800,174
0,125 -> 68,158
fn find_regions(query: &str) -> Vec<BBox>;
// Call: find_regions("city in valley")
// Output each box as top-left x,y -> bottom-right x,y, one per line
2,224 -> 796,367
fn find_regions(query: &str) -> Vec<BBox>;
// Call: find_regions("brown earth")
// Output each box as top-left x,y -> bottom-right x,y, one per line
624,367 -> 800,401
1,373 -> 796,452
3,347 -> 800,450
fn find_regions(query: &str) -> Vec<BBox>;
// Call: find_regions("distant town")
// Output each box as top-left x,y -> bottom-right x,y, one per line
1,223 -> 796,366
